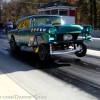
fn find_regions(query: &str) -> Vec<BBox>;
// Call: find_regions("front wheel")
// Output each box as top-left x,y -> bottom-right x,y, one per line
38,44 -> 51,62
75,42 -> 87,57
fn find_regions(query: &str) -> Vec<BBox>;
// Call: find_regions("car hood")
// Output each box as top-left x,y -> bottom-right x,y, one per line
54,24 -> 83,34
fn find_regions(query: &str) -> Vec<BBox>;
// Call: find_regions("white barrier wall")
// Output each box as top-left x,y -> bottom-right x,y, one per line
91,30 -> 100,38
86,38 -> 100,50
85,30 -> 100,50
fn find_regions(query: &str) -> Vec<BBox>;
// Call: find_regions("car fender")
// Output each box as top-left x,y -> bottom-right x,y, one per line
34,35 -> 45,46
33,35 -> 45,53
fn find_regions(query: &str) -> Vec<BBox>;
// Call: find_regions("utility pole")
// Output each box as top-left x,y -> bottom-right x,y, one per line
90,0 -> 93,27
93,0 -> 97,29
89,0 -> 97,29
0,0 -> 3,23
0,0 -> 2,23
38,0 -> 40,8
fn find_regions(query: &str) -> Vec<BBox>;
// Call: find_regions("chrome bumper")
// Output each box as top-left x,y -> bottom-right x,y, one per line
50,44 -> 81,55
50,49 -> 77,55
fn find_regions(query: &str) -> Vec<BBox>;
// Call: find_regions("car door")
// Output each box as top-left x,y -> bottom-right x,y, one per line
16,21 -> 23,45
18,18 -> 31,46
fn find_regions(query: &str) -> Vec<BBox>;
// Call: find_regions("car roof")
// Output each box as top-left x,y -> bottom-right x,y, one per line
19,15 -> 61,22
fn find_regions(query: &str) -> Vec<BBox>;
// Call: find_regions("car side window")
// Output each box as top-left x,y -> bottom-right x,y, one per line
18,21 -> 23,29
23,19 -> 30,28
18,19 -> 30,29
33,18 -> 47,26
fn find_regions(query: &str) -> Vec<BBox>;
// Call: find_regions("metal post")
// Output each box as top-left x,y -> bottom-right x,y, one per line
0,1 -> 1,23
0,0 -> 3,23
90,0 -> 93,27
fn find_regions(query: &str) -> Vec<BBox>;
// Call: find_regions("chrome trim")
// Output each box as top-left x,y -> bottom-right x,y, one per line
50,49 -> 77,55
50,43 -> 81,55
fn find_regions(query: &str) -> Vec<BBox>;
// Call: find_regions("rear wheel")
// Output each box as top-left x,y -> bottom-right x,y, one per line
38,43 -> 51,62
75,42 -> 87,57
10,37 -> 20,52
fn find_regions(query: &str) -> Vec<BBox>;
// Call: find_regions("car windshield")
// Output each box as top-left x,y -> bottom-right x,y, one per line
32,16 -> 65,26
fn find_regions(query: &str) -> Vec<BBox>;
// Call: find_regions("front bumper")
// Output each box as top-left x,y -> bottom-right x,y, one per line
50,44 -> 81,55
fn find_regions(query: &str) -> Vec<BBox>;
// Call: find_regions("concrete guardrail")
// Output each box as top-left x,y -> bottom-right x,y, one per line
85,30 -> 100,50
91,30 -> 100,38
86,38 -> 100,50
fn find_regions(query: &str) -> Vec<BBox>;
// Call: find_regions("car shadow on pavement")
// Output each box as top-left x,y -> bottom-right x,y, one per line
1,49 -> 100,100
9,49 -> 71,69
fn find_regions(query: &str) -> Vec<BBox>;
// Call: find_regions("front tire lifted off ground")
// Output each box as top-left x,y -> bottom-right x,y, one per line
75,42 -> 87,57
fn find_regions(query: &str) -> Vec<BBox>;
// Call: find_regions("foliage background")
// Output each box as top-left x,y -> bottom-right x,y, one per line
0,0 -> 100,29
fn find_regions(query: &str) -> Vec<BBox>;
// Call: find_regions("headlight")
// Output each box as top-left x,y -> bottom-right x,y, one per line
63,34 -> 72,40
48,28 -> 56,34
63,35 -> 68,40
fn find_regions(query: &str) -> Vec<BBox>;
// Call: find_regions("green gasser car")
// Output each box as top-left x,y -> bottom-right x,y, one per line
8,15 -> 92,62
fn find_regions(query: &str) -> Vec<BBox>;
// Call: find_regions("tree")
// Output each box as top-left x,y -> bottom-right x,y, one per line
2,0 -> 38,24
0,0 -> 100,28
0,0 -> 3,22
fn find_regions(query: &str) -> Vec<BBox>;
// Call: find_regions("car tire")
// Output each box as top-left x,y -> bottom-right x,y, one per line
10,36 -> 20,52
38,43 -> 51,62
75,42 -> 87,57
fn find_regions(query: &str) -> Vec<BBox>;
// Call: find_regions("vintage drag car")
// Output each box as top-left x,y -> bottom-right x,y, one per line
7,15 -> 92,62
